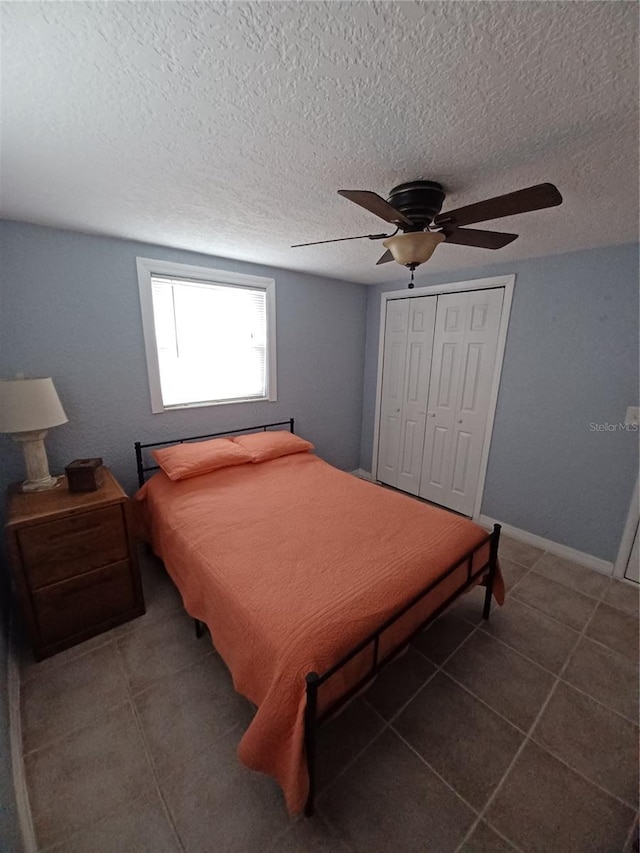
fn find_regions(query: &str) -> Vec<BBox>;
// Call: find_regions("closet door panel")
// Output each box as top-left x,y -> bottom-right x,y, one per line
447,288 -> 503,514
419,292 -> 467,505
451,429 -> 473,494
377,299 -> 410,487
397,297 -> 436,494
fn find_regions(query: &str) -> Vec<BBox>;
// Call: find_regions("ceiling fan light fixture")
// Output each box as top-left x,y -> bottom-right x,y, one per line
382,231 -> 445,267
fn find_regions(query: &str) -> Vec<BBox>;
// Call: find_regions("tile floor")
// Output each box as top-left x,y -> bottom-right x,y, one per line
17,538 -> 639,853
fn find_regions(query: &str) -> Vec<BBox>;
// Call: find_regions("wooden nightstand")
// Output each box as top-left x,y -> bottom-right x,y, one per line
5,468 -> 145,661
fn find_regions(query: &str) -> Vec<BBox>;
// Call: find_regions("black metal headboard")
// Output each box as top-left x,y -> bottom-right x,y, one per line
134,418 -> 295,488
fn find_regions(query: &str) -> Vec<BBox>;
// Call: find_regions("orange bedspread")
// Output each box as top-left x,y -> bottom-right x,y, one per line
135,452 -> 503,813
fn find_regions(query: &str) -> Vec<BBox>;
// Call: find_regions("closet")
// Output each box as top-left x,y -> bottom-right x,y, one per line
375,286 -> 506,517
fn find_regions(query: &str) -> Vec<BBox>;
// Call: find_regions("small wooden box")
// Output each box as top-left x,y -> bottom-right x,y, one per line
65,458 -> 104,492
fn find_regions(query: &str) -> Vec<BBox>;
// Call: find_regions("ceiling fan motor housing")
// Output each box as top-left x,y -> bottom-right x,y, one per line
387,181 -> 446,230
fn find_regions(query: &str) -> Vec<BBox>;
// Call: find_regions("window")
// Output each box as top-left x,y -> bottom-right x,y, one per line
137,258 -> 276,413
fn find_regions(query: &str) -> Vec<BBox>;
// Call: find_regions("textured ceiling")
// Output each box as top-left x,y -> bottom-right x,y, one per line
1,1 -> 638,284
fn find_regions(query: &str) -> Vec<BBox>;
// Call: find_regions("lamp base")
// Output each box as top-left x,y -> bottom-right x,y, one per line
20,475 -> 64,493
12,429 -> 62,493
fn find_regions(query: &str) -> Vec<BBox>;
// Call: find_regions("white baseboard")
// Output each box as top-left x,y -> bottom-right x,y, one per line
346,478 -> 614,577
477,514 -> 614,576
8,610 -> 37,853
350,468 -> 374,481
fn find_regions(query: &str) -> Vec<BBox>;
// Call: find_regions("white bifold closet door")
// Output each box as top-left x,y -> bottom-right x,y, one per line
419,288 -> 503,515
377,296 -> 437,494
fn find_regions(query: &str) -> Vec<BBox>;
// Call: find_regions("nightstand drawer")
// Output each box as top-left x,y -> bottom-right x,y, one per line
32,560 -> 136,645
18,505 -> 128,589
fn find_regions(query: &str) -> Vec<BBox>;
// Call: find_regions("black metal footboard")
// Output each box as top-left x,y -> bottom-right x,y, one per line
303,523 -> 501,817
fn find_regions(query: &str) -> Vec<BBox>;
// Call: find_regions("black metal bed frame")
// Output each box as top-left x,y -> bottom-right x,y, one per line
133,418 -> 500,818
134,418 -> 295,488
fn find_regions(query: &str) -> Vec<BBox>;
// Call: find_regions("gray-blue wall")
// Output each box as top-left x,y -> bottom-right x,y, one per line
361,243 -> 639,562
0,224 -> 369,842
0,222 -> 368,500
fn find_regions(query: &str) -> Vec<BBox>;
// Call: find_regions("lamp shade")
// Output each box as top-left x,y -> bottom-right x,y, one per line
0,378 -> 68,434
382,231 -> 445,266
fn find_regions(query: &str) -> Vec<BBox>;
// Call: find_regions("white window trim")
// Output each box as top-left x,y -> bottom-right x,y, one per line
136,257 -> 277,413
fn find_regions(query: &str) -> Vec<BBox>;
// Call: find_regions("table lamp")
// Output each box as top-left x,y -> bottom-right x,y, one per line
0,377 -> 68,491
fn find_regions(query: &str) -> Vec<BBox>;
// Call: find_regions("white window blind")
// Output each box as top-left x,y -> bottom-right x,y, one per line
150,275 -> 269,408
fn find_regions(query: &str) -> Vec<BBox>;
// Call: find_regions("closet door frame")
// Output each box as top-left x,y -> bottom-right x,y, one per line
371,274 -> 515,519
613,476 -> 639,584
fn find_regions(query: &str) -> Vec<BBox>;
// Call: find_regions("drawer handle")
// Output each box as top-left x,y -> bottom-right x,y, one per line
49,523 -> 106,541
61,574 -> 116,596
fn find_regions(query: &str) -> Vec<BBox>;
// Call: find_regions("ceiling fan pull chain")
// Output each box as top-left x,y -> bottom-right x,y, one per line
408,265 -> 416,289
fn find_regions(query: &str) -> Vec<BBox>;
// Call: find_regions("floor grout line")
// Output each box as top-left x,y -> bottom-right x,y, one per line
337,571 -> 638,850
481,589 -> 589,635
319,617 -> 487,808
17,549 -> 637,852
21,623 -> 217,759
479,606 -> 636,668
436,636 -> 638,809
453,587 -> 613,853
473,624 -> 639,724
21,699 -> 132,759
18,636 -> 118,685
36,788 -> 162,853
476,621 -> 574,672
505,546 -> 639,615
126,647 -> 218,700
31,697 -> 156,853
622,811 -> 639,853
480,819 -> 528,853
391,727 -> 482,816
317,717 -> 390,800
440,671 -> 529,736
18,570 -> 187,686
509,586 -> 599,630
392,599 -> 638,848
551,676 -> 639,726
527,564 -> 613,603
320,613 -> 493,814
387,619 -> 485,725
115,639 -> 186,853
527,729 -> 640,811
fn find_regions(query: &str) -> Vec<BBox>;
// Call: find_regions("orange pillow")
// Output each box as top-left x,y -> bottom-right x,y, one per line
152,437 -> 252,481
231,430 -> 314,463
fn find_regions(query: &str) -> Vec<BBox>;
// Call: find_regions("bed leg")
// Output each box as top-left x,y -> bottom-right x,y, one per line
304,672 -> 319,818
483,523 -> 501,620
194,619 -> 204,639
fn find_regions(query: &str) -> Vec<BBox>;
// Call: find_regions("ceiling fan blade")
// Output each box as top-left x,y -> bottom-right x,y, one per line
434,183 -> 562,228
376,249 -> 394,265
442,228 -> 518,249
291,232 -> 388,248
338,190 -> 414,228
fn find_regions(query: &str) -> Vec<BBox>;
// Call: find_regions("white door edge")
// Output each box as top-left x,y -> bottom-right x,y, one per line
371,273 -> 515,521
613,476 -> 639,581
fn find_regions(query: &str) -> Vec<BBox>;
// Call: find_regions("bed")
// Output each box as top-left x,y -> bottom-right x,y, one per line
134,419 -> 503,816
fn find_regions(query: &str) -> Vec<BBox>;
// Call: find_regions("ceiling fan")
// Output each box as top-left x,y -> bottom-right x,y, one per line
292,180 -> 562,285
